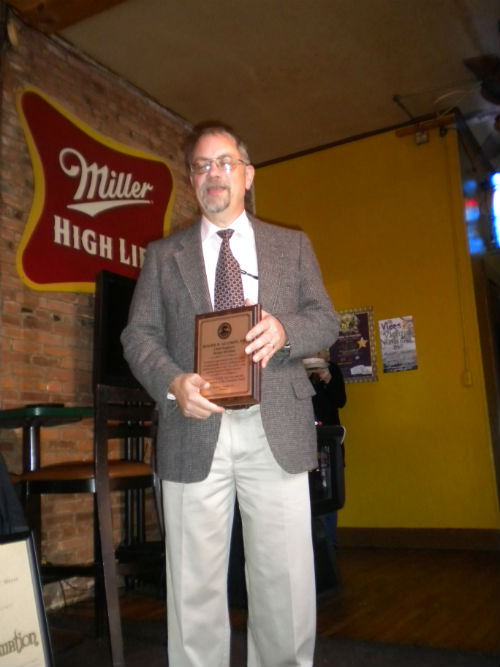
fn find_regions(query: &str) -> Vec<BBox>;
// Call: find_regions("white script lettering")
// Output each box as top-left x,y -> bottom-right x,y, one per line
59,148 -> 154,218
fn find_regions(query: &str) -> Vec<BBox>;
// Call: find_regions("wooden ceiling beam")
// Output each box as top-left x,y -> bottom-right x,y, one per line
7,0 -> 127,34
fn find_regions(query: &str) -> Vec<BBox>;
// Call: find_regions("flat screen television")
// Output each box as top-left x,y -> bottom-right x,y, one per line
93,269 -> 140,389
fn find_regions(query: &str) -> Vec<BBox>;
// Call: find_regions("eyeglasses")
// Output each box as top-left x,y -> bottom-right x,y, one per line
190,155 -> 249,175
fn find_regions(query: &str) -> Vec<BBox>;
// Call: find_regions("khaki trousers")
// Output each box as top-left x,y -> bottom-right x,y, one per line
162,405 -> 316,667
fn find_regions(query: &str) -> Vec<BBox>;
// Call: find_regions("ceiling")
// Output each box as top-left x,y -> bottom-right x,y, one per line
6,0 -> 500,166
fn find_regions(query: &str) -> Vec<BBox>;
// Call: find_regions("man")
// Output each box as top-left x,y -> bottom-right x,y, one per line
305,357 -> 346,427
305,355 -> 346,569
121,123 -> 339,667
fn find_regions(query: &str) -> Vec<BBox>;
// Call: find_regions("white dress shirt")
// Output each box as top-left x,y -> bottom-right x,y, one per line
167,212 -> 259,399
200,211 -> 259,307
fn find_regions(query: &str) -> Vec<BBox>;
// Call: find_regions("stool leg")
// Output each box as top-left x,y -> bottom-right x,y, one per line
93,498 -> 106,638
95,472 -> 125,667
22,485 -> 42,563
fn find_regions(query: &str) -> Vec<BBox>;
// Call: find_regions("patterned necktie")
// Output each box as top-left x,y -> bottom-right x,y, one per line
214,229 -> 245,311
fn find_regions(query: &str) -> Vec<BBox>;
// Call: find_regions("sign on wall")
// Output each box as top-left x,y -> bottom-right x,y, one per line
378,315 -> 418,373
330,307 -> 378,383
16,88 -> 175,291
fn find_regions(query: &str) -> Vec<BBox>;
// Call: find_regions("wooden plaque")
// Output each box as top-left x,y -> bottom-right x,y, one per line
195,304 -> 261,408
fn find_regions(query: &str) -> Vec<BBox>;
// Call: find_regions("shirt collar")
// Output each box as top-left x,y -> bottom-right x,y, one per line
200,211 -> 252,242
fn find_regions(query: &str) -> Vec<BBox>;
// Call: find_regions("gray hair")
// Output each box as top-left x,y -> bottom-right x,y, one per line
184,122 -> 251,172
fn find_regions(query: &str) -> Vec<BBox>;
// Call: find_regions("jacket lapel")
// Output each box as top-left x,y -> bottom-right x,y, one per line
173,216 -> 286,314
251,217 -> 286,311
173,221 -> 212,313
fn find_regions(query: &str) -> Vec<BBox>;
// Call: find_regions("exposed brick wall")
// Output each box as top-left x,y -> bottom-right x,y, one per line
0,15 -> 198,606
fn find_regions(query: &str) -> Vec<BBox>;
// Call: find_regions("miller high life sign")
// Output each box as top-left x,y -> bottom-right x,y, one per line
16,88 -> 175,291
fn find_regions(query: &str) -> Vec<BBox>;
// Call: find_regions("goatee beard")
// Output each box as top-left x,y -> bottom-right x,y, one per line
201,183 -> 230,214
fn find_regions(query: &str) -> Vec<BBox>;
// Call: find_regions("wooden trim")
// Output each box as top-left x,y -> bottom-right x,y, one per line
393,113 -> 455,138
255,112 -> 451,168
8,0 -> 126,34
336,527 -> 500,551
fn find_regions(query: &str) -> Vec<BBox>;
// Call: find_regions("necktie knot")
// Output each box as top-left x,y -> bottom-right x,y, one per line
218,229 -> 234,242
214,229 -> 244,311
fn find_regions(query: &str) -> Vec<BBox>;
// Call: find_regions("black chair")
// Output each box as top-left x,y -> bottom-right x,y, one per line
15,383 -> 163,667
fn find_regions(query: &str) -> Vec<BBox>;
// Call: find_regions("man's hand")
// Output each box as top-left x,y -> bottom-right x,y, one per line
169,373 -> 224,419
244,304 -> 286,369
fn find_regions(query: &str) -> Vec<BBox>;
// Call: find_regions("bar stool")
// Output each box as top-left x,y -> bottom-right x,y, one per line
15,383 -> 164,667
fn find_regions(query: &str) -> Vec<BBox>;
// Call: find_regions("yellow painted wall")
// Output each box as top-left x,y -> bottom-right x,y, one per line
255,128 -> 499,529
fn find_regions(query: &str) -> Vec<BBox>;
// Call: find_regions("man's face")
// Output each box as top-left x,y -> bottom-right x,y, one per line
190,132 -> 255,227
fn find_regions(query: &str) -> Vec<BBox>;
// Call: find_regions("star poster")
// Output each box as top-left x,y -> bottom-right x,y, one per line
330,307 -> 378,383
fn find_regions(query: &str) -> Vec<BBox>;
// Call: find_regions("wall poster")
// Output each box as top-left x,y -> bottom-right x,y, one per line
378,315 -> 418,373
330,307 -> 378,383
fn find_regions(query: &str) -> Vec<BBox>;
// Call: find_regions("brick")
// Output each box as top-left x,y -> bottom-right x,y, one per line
1,15 -> 195,607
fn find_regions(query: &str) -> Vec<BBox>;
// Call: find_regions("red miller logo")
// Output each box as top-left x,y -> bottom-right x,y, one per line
16,88 -> 175,291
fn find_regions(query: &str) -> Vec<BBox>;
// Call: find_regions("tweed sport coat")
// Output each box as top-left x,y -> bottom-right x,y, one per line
121,215 -> 339,483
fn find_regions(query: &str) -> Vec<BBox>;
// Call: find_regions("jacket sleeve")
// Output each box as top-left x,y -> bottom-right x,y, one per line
273,231 -> 339,361
120,242 -> 185,413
